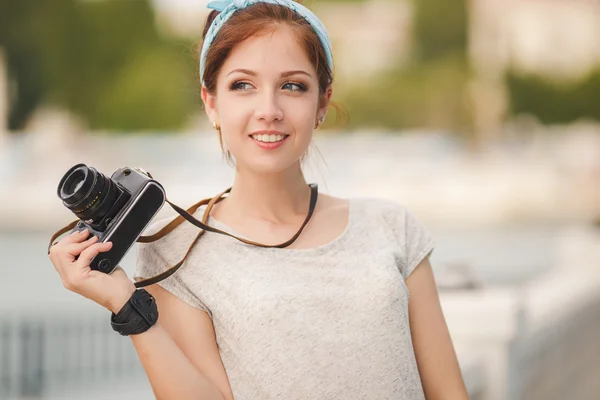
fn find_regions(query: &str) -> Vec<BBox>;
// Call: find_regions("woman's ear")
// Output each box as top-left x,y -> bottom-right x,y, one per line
319,85 -> 333,120
201,86 -> 219,124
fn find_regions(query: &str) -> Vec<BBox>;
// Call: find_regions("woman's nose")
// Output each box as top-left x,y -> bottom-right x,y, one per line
255,91 -> 284,122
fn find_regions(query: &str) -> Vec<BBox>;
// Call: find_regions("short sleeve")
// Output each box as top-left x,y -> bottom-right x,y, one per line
380,200 -> 436,279
133,219 -> 211,316
402,208 -> 436,279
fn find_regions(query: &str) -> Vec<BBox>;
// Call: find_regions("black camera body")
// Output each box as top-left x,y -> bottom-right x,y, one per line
57,164 -> 166,274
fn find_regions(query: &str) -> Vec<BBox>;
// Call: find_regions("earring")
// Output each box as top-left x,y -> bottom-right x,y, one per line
314,116 -> 325,130
213,121 -> 221,131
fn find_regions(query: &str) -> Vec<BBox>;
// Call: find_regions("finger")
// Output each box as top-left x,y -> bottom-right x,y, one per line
65,235 -> 99,257
76,241 -> 113,267
49,230 -> 85,261
60,229 -> 91,245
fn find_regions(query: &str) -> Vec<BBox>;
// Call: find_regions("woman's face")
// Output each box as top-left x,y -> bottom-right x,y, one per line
203,25 -> 329,173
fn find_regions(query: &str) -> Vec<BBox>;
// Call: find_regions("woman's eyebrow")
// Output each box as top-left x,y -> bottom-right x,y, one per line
227,68 -> 256,77
280,70 -> 312,78
226,69 -> 312,78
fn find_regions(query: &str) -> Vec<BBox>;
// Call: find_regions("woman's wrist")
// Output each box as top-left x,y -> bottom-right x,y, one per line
110,288 -> 159,336
108,284 -> 137,314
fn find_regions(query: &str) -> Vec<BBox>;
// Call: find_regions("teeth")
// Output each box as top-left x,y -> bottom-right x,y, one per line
253,134 -> 285,143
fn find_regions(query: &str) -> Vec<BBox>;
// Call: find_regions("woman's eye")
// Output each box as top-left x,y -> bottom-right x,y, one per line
230,81 -> 253,91
282,82 -> 308,92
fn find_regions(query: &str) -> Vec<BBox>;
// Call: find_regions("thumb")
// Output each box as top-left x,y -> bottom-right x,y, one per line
76,241 -> 113,268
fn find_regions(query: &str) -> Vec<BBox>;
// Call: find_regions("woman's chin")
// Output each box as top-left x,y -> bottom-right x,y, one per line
238,157 -> 300,175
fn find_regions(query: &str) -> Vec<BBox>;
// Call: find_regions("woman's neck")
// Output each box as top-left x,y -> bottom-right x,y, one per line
218,163 -> 313,224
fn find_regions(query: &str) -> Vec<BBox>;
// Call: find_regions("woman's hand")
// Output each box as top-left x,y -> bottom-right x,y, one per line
48,229 -> 136,314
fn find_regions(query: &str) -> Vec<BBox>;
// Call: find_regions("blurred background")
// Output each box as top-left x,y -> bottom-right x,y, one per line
1,0 -> 600,399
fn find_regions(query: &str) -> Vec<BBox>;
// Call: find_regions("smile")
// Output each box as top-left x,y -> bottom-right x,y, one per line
251,133 -> 288,143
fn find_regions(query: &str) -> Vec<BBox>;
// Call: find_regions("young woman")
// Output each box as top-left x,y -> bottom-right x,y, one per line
48,1 -> 469,399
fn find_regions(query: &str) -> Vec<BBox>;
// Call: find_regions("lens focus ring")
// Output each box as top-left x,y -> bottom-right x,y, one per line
57,164 -> 122,223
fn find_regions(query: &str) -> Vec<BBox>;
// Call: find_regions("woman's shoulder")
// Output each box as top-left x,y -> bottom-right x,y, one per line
349,195 -> 433,242
312,193 -> 417,234
349,195 -> 435,277
320,193 -> 405,216
349,195 -> 412,223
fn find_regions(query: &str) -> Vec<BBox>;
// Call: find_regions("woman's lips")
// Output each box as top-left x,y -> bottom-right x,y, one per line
249,132 -> 289,150
250,134 -> 289,150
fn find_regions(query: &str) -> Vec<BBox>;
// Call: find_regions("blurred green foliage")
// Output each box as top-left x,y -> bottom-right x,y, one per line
0,0 -> 198,131
3,0 -> 595,133
336,0 -> 473,134
0,0 -> 473,133
412,0 -> 468,63
506,69 -> 600,125
338,52 -> 473,133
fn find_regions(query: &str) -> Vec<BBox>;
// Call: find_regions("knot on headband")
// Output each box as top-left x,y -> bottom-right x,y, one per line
200,0 -> 333,84
207,0 -> 249,11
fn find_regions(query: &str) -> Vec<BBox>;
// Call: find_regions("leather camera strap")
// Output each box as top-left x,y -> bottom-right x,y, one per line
48,184 -> 319,288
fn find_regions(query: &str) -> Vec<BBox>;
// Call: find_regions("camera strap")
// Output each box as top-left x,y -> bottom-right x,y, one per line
48,184 -> 319,289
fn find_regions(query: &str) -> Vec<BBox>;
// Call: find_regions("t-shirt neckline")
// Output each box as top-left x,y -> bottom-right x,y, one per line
202,198 -> 356,255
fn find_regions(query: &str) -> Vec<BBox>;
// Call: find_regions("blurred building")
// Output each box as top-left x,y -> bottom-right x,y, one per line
468,0 -> 600,133
312,0 -> 413,82
470,0 -> 600,80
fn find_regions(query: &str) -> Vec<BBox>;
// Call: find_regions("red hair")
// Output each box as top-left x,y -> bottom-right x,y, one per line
196,1 -> 348,156
199,2 -> 334,105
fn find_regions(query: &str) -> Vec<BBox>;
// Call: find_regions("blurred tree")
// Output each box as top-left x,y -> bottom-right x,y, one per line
0,0 -> 58,130
340,53 -> 473,133
334,0 -> 473,134
0,0 -> 197,132
412,0 -> 468,63
0,0 -> 477,133
506,70 -> 600,124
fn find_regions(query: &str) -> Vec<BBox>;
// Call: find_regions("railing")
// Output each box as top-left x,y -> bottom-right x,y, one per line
440,228 -> 600,400
508,292 -> 600,400
0,312 -> 146,400
7,287 -> 597,400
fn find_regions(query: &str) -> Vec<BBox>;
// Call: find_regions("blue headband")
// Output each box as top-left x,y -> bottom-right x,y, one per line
200,0 -> 334,85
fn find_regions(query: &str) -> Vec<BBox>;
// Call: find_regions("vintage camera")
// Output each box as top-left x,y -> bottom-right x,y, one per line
56,163 -> 166,274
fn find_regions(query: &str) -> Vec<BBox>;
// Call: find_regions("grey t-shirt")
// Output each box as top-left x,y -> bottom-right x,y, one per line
134,196 -> 435,400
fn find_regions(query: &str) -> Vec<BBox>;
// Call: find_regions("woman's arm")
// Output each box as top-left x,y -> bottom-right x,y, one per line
405,257 -> 470,399
49,230 -> 232,400
130,322 -> 226,400
125,284 -> 235,400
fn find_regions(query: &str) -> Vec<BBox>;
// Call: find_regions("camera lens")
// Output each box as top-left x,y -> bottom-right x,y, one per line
57,164 -> 123,223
